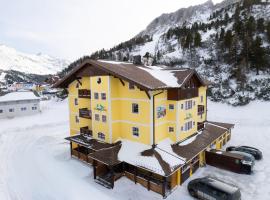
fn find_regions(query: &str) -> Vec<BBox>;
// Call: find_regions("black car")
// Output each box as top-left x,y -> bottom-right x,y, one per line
226,146 -> 262,160
188,177 -> 241,200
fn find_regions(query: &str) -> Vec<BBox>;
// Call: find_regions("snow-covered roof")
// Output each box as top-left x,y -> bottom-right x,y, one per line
54,59 -> 208,90
0,91 -> 40,103
118,139 -> 185,176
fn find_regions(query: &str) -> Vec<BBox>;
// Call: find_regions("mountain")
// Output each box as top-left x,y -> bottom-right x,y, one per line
0,44 -> 69,75
81,0 -> 270,106
0,44 -> 69,85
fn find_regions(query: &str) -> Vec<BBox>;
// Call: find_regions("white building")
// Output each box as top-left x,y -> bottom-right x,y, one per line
0,91 -> 40,118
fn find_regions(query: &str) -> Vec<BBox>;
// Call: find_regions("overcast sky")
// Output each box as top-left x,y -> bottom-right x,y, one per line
0,0 -> 222,60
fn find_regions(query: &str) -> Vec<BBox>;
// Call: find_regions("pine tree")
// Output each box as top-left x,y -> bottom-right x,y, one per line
243,0 -> 254,10
246,16 -> 256,37
250,36 -> 266,75
219,28 -> 225,41
184,32 -> 193,49
224,30 -> 233,49
257,18 -> 265,33
234,21 -> 244,35
224,13 -> 229,23
194,32 -> 202,47
267,22 -> 270,42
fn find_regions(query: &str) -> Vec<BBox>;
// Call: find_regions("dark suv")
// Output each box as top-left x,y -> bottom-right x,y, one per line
226,146 -> 262,160
188,177 -> 241,200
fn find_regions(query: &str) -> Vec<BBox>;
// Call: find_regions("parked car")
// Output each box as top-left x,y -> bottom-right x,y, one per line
230,151 -> 255,174
188,177 -> 241,200
226,146 -> 262,160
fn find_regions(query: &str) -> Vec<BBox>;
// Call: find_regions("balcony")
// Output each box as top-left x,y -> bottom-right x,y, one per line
80,126 -> 92,137
197,105 -> 205,115
78,89 -> 91,99
79,108 -> 92,119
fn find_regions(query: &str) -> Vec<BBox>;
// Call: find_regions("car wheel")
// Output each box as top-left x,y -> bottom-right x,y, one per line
189,189 -> 196,197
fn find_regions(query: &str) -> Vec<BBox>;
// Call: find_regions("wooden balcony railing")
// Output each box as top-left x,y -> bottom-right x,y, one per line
79,108 -> 92,119
78,89 -> 91,99
80,126 -> 92,137
197,105 -> 205,115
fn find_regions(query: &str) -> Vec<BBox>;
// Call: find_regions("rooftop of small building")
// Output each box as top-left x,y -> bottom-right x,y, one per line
0,91 -> 40,103
68,121 -> 234,177
54,59 -> 211,90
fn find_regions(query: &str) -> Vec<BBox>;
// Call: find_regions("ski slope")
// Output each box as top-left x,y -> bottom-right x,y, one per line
0,99 -> 269,200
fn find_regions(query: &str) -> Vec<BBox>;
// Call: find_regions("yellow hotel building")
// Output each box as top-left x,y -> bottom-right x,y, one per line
54,59 -> 234,197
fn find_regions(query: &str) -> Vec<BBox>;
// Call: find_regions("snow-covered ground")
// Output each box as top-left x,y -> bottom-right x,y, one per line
0,99 -> 269,200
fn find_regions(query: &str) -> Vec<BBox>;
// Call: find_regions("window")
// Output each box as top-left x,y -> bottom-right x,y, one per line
21,107 -> 27,111
132,127 -> 139,137
185,100 -> 193,110
129,83 -> 135,90
75,116 -> 79,123
102,115 -> 107,122
9,108 -> 14,112
0,109 -> 3,114
98,132 -> 105,140
94,92 -> 99,100
201,96 -> 203,103
132,103 -> 139,114
193,101 -> 196,106
181,104 -> 184,109
193,121 -> 195,126
181,126 -> 184,131
101,93 -> 106,100
32,107 -> 37,110
169,127 -> 174,132
95,114 -> 100,121
169,104 -> 174,110
184,121 -> 193,131
74,98 -> 78,105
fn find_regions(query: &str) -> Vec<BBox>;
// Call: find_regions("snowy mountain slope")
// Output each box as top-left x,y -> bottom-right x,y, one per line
138,0 -> 215,36
0,44 -> 69,75
87,0 -> 270,106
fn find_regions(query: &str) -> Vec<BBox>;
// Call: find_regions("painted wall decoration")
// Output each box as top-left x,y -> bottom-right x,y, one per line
95,104 -> 106,111
156,106 -> 166,119
184,113 -> 192,120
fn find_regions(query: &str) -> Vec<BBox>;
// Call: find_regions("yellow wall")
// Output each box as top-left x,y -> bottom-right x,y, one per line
67,71 -> 208,146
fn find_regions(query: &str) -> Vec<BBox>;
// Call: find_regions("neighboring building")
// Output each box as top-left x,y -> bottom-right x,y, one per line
7,82 -> 36,91
0,91 -> 40,118
54,59 -> 234,197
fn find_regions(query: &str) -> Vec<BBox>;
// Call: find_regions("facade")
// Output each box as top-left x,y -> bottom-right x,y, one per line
54,59 -> 234,197
0,91 -> 40,118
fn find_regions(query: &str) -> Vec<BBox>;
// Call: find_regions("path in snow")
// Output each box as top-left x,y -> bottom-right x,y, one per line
0,100 -> 269,199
